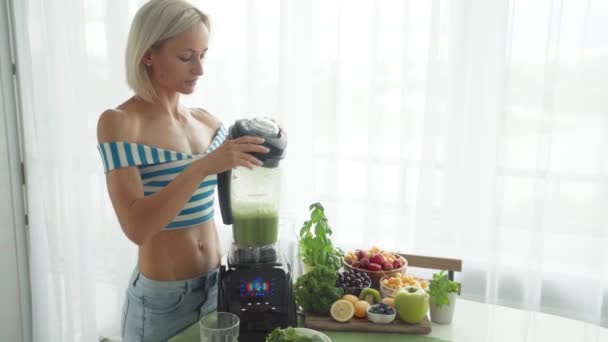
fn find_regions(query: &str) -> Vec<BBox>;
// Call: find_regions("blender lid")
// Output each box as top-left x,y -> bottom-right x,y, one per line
229,117 -> 287,167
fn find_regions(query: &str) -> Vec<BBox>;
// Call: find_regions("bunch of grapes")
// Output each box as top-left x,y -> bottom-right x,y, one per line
335,270 -> 371,289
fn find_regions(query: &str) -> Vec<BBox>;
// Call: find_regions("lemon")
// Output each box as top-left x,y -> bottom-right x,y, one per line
330,299 -> 355,322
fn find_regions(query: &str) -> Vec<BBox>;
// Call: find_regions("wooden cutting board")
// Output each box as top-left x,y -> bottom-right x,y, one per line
304,314 -> 431,334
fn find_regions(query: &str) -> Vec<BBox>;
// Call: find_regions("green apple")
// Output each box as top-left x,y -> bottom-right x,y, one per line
394,285 -> 429,324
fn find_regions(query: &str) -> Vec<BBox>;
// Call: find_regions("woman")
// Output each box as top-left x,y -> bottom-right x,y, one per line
96,1 -> 268,341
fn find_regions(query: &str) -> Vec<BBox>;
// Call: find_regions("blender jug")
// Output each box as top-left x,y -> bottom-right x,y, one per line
217,117 -> 287,248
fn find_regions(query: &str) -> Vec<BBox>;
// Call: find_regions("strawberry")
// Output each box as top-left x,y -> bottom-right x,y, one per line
371,253 -> 386,265
367,263 -> 382,271
382,262 -> 394,271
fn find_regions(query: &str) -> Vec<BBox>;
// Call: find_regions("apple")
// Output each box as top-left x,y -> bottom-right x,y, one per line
394,285 -> 429,324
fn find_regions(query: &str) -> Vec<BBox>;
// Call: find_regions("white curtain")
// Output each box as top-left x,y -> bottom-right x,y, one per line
11,0 -> 608,340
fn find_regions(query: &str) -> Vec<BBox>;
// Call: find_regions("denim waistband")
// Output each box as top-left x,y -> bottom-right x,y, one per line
129,266 -> 219,295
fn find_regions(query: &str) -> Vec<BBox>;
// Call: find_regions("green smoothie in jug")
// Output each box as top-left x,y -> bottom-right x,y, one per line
232,205 -> 279,247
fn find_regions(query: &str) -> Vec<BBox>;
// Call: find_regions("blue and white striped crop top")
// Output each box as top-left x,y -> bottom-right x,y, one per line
97,125 -> 227,230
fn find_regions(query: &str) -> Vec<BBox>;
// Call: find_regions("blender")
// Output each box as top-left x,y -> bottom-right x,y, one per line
217,117 -> 296,342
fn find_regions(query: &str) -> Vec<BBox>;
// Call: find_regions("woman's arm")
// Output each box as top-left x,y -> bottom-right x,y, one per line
97,110 -> 267,245
103,159 -> 211,245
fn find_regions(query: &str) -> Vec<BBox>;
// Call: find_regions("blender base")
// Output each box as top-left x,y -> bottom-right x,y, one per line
218,247 -> 297,342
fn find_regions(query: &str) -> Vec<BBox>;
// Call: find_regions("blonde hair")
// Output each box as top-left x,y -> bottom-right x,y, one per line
125,0 -> 210,103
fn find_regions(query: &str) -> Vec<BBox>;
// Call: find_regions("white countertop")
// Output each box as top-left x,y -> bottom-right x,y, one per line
427,299 -> 607,342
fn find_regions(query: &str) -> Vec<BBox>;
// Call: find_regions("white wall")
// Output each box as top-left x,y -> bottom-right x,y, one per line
0,1 -> 29,341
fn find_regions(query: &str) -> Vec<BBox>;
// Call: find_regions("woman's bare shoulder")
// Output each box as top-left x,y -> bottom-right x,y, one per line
98,96 -> 149,143
97,108 -> 139,144
190,107 -> 221,131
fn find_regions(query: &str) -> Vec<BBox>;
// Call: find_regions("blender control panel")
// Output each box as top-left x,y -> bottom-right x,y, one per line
230,269 -> 286,314
220,264 -> 297,333
240,276 -> 276,299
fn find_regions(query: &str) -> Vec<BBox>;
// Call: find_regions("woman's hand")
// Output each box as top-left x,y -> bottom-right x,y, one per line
197,136 -> 269,175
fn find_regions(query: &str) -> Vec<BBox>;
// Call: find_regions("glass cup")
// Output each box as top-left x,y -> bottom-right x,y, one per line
199,311 -> 240,342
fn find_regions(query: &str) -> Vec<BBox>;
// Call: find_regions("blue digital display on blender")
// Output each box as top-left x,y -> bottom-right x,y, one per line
239,276 -> 275,298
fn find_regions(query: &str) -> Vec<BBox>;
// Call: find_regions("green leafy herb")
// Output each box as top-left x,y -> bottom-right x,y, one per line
427,270 -> 460,308
294,265 -> 344,315
298,202 -> 343,271
266,327 -> 324,342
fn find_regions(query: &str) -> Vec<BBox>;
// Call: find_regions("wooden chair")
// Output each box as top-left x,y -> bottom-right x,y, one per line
398,253 -> 462,293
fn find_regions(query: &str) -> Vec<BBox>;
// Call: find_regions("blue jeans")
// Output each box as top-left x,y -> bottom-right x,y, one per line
121,267 -> 219,342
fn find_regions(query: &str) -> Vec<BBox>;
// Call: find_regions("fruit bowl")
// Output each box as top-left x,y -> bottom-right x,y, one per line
343,253 -> 407,288
367,303 -> 397,324
379,274 -> 428,298
336,270 -> 372,296
380,286 -> 400,298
